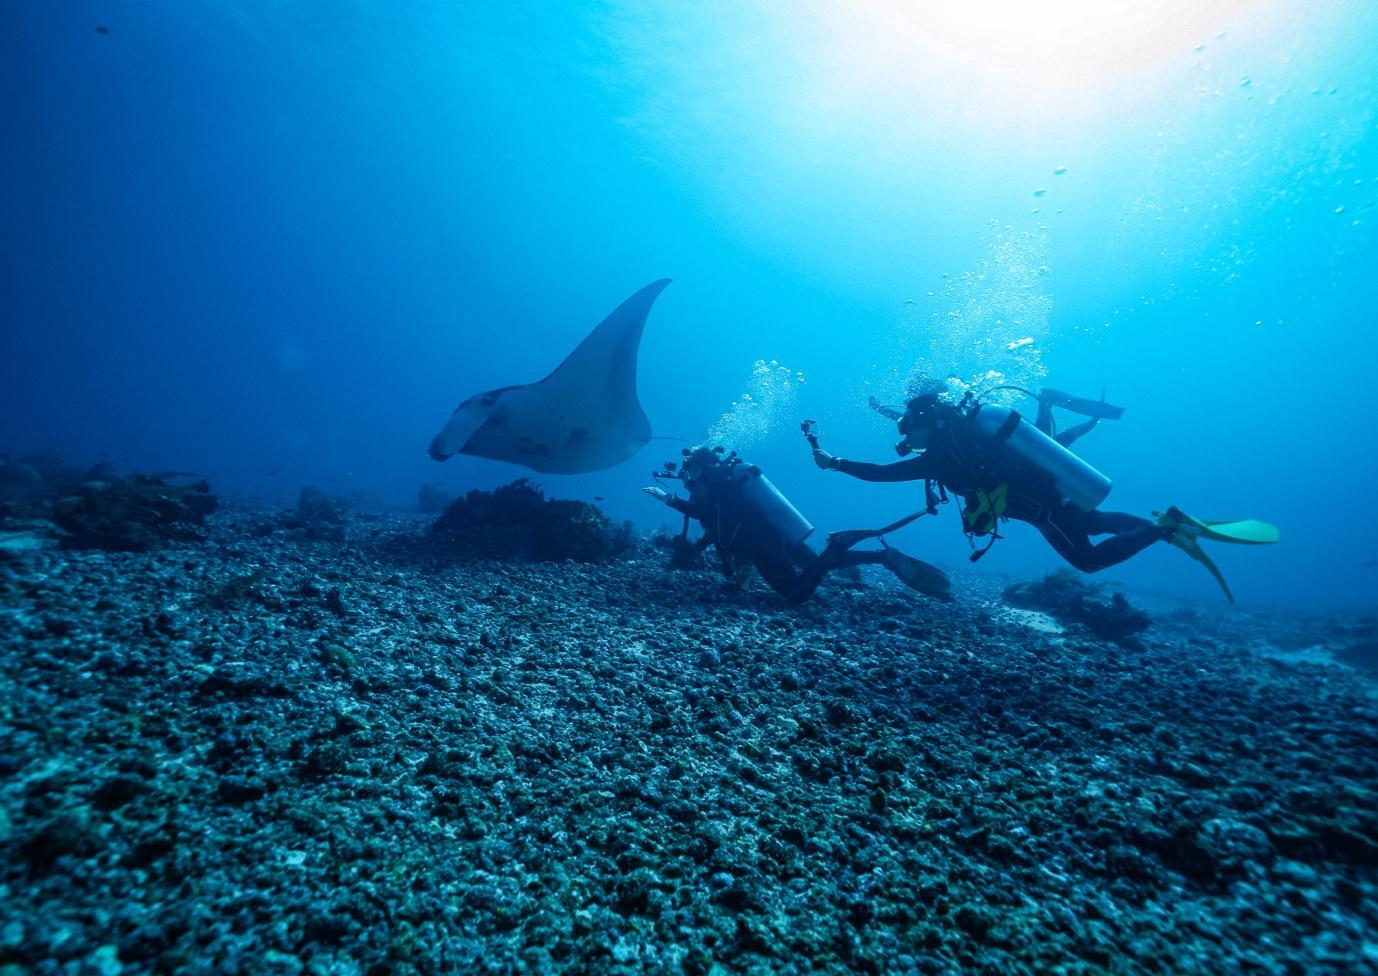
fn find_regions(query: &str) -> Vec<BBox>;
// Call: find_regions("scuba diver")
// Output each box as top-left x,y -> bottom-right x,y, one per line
814,390 -> 1278,601
642,446 -> 951,603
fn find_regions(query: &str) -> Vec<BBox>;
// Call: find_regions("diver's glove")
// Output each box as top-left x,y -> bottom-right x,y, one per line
641,486 -> 671,504
812,450 -> 843,471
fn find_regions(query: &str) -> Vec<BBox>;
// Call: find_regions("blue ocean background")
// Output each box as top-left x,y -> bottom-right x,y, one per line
3,0 -> 1376,608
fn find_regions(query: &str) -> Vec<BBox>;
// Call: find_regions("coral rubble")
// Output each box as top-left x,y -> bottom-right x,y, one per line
0,503 -> 1374,975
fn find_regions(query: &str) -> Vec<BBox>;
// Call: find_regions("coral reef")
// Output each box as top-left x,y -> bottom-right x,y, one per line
1,456 -> 217,555
51,475 -> 217,552
0,454 -> 113,520
427,480 -> 634,563
1004,569 -> 1152,644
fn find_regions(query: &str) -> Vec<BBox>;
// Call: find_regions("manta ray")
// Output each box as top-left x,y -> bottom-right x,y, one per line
428,278 -> 670,474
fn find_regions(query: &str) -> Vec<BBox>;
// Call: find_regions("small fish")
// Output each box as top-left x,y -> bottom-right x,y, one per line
95,25 -> 109,35
594,496 -> 605,502
1360,560 -> 1378,569
268,469 -> 279,476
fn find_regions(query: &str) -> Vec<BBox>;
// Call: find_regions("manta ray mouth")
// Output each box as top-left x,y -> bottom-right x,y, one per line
427,434 -> 454,462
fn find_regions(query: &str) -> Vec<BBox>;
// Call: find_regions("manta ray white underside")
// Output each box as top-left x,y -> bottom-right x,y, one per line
428,279 -> 670,474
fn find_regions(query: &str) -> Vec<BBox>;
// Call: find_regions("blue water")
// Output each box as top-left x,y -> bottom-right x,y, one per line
3,1 -> 1376,607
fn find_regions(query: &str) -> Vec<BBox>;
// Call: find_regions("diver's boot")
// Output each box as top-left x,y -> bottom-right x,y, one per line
882,547 -> 952,601
1155,505 -> 1199,550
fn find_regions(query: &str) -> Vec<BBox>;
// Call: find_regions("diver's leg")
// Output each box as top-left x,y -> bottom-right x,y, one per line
795,545 -> 950,601
1084,523 -> 1173,570
1082,509 -> 1154,536
822,510 -> 924,553
1054,417 -> 1098,448
784,548 -> 882,602
787,541 -> 819,570
788,511 -> 938,601
1037,510 -> 1169,572
784,537 -> 912,603
751,547 -> 807,599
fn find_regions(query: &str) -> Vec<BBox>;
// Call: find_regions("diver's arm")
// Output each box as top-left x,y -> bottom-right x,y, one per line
666,496 -> 703,519
643,486 -> 704,520
821,453 -> 933,483
868,396 -> 904,422
808,420 -> 932,482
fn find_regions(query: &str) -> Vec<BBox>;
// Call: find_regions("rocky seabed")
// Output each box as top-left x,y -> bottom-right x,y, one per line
1,505 -> 1376,975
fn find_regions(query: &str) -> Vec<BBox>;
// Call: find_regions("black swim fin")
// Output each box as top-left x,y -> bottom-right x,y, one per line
1040,388 -> 1126,421
882,547 -> 952,600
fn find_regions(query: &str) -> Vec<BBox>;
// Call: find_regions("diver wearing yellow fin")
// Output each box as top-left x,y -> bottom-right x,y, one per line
826,390 -> 1279,601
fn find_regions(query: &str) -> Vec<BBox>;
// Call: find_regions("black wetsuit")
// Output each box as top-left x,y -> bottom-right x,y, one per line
666,466 -> 892,602
837,420 -> 1168,573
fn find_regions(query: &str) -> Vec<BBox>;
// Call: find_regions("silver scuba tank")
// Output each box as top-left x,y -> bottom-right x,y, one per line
728,463 -> 815,547
967,404 -> 1112,511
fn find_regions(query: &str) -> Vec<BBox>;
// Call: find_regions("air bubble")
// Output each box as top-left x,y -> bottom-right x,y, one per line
704,359 -> 805,450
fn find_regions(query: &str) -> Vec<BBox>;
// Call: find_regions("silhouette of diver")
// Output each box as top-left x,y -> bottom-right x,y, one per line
643,446 -> 950,602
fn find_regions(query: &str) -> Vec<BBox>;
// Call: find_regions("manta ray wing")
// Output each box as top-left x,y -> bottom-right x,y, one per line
538,278 -> 670,402
430,279 -> 670,474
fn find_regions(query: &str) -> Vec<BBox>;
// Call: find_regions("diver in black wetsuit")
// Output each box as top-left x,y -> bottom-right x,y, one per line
821,393 -> 1173,573
643,446 -> 950,602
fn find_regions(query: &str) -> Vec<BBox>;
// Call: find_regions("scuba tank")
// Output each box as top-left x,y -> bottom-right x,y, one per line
966,403 -> 1112,511
726,462 -> 815,548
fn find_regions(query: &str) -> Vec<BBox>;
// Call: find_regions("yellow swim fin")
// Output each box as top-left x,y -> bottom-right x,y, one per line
1154,508 -> 1279,603
1191,517 -> 1280,545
